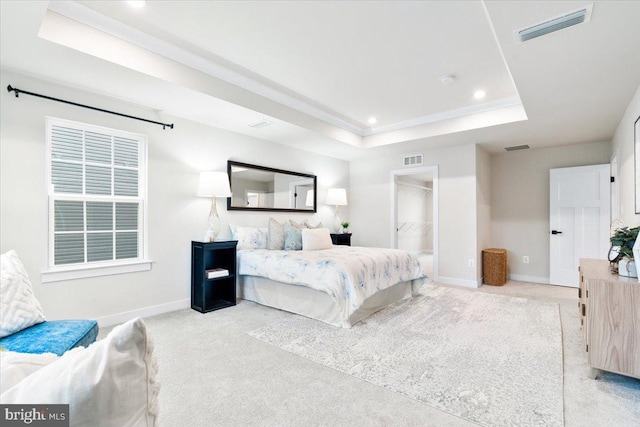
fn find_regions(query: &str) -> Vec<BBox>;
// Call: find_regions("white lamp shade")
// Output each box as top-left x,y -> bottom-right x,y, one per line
305,190 -> 314,207
326,188 -> 347,206
197,171 -> 231,197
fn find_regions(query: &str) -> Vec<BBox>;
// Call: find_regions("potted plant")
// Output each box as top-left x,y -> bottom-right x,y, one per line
609,226 -> 639,277
341,221 -> 350,234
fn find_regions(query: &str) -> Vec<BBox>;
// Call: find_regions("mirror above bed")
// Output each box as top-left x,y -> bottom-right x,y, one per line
227,161 -> 317,212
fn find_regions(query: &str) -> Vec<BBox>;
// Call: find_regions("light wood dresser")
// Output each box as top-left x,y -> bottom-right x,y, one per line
578,259 -> 640,379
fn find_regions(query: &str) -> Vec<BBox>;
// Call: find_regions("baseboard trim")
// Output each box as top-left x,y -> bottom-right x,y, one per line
509,274 -> 550,285
94,298 -> 191,327
436,276 -> 481,288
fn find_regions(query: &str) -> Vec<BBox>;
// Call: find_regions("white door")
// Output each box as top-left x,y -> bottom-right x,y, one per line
550,164 -> 610,287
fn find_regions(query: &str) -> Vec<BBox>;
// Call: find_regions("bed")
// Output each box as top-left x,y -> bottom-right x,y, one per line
238,246 -> 427,328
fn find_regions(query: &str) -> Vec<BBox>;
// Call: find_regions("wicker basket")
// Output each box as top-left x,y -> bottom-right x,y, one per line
483,248 -> 507,286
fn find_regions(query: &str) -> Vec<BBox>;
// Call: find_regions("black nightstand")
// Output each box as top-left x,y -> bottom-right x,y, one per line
330,233 -> 352,246
191,240 -> 237,313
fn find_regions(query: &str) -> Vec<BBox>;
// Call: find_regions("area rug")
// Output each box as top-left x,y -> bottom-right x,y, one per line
248,285 -> 564,426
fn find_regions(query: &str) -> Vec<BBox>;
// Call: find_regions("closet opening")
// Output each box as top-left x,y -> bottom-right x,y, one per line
390,166 -> 439,282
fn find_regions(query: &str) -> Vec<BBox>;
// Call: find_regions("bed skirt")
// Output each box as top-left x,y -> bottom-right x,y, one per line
239,275 -> 414,328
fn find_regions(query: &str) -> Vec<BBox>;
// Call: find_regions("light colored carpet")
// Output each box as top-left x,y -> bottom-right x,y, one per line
248,285 -> 564,427
98,280 -> 640,426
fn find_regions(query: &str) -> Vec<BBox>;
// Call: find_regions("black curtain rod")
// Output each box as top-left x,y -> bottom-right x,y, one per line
7,85 -> 174,130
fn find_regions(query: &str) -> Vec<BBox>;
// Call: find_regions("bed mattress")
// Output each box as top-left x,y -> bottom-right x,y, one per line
238,246 -> 427,327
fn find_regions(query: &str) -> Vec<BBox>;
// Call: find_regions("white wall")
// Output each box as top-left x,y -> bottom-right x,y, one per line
0,70 -> 348,324
475,146 -> 491,279
350,143 -> 479,286
611,85 -> 640,227
490,141 -> 611,283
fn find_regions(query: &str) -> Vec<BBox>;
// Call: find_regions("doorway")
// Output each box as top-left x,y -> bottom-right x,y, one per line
391,165 -> 439,282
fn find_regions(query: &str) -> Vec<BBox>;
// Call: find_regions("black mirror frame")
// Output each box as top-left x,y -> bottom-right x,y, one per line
227,160 -> 317,213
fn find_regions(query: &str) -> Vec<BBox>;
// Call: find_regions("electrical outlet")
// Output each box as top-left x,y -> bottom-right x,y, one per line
468,259 -> 475,267
523,256 -> 530,264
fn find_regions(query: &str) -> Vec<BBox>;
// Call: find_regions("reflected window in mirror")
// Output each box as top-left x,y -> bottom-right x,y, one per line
227,161 -> 316,212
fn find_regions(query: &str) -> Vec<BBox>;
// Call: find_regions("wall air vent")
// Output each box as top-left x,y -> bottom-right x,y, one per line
403,153 -> 423,166
516,4 -> 593,43
504,145 -> 530,152
248,119 -> 273,129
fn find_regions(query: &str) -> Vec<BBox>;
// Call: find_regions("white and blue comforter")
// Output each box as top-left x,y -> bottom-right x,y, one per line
238,246 -> 427,321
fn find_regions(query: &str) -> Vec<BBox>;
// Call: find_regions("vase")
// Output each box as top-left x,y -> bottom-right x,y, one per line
618,258 -> 638,278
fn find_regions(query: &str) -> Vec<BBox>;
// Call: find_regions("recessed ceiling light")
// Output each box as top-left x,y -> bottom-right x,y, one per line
439,74 -> 456,85
126,0 -> 146,8
368,117 -> 378,125
473,90 -> 486,99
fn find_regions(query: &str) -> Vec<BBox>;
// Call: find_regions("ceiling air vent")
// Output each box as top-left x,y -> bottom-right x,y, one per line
403,153 -> 423,166
504,145 -> 530,152
248,119 -> 273,129
516,4 -> 593,43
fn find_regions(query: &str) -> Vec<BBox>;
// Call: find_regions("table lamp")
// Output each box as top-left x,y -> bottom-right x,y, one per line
198,171 -> 232,242
326,188 -> 347,233
305,190 -> 314,208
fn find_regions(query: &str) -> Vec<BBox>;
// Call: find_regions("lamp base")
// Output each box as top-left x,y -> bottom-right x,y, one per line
205,196 -> 221,242
333,215 -> 342,234
204,230 -> 217,242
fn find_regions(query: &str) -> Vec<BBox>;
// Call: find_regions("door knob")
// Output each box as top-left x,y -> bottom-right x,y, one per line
551,230 -> 563,235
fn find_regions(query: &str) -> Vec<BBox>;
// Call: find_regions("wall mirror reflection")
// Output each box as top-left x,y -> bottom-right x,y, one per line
227,161 -> 316,212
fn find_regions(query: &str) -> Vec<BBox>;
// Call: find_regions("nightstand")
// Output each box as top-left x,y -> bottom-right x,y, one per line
191,240 -> 237,313
330,233 -> 352,246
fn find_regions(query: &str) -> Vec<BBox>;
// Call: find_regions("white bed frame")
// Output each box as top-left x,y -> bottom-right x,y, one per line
239,275 -> 414,328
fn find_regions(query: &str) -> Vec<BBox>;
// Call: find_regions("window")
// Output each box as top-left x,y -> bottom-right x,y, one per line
43,117 -> 150,282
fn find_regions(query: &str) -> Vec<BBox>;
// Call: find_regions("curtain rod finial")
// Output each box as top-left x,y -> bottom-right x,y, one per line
7,85 -> 19,97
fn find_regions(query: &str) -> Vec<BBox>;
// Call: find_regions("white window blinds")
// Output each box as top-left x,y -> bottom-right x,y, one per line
47,118 -> 147,268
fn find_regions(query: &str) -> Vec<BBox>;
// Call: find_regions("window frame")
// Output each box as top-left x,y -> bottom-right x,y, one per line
42,117 -> 151,283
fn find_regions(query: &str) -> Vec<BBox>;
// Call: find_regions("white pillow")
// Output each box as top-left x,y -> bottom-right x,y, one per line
0,250 -> 46,338
0,351 -> 59,394
1,317 -> 160,427
302,228 -> 333,251
230,225 -> 268,250
267,217 -> 285,250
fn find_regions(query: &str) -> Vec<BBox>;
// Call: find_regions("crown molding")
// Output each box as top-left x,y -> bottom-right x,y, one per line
47,1 -> 524,142
47,1 -> 364,135
363,96 -> 522,136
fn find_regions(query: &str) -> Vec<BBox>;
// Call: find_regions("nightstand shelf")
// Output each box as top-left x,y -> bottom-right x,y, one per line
191,240 -> 238,313
330,233 -> 352,246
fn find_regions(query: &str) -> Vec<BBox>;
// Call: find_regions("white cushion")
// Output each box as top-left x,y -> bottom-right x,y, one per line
302,228 -> 333,251
267,217 -> 285,250
0,351 -> 59,394
1,317 -> 160,427
230,225 -> 268,250
284,221 -> 306,251
0,250 -> 46,338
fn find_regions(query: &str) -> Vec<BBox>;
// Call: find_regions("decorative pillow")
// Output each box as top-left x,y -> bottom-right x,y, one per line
302,228 -> 333,251
267,218 -> 285,250
305,221 -> 323,230
288,219 -> 306,228
0,350 -> 59,394
1,317 -> 160,427
284,221 -> 306,251
0,250 -> 46,338
230,225 -> 268,250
